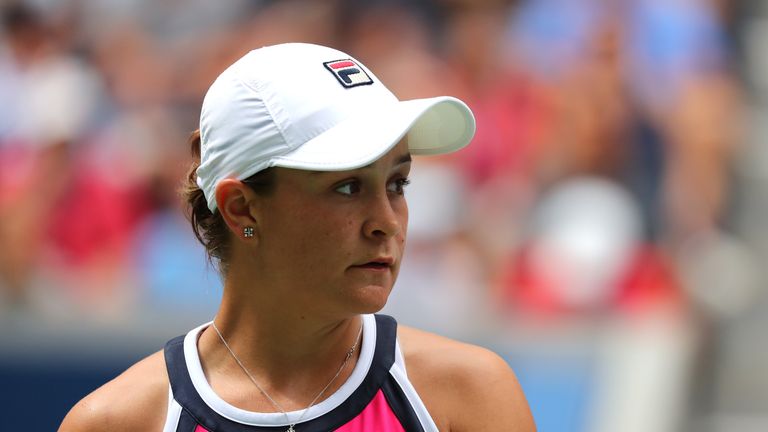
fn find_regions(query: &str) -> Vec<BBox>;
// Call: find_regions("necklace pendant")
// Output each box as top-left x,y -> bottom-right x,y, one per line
286,426 -> 296,432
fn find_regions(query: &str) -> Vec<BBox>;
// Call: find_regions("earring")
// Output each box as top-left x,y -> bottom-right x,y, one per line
243,227 -> 254,238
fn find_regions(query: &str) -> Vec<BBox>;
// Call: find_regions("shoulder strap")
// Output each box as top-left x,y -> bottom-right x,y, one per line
373,314 -> 397,367
374,314 -> 428,432
164,335 -> 213,430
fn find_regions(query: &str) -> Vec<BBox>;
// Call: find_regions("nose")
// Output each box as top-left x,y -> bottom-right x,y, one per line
363,193 -> 403,240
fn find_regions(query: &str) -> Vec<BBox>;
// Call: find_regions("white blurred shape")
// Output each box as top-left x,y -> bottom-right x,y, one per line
15,56 -> 100,145
588,312 -> 697,432
528,177 -> 643,308
678,230 -> 762,319
405,161 -> 468,242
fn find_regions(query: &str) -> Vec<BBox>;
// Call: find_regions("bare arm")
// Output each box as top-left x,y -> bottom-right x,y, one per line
446,346 -> 535,431
58,351 -> 169,432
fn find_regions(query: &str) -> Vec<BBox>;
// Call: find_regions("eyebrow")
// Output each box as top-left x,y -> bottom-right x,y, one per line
392,153 -> 413,167
396,153 -> 413,165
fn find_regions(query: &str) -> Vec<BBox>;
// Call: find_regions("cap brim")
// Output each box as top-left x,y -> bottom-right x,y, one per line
271,96 -> 475,171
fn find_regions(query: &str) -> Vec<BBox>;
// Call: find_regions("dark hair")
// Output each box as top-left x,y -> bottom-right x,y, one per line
2,3 -> 41,34
182,130 -> 275,272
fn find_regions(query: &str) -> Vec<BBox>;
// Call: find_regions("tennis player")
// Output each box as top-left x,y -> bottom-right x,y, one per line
59,43 -> 535,432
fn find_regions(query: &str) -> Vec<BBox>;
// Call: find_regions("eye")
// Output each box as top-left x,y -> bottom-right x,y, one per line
387,177 -> 411,195
335,180 -> 361,196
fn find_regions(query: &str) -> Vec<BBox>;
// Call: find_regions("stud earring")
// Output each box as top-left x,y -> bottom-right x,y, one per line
243,227 -> 254,238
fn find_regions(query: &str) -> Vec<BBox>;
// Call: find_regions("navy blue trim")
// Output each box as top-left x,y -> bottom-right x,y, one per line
177,408 -> 201,431
163,315 -> 402,431
381,375 -> 425,432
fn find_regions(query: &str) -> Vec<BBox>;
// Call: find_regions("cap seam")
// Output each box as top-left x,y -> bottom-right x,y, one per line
230,72 -> 292,151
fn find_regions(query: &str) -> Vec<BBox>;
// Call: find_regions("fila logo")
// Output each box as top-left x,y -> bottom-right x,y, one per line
323,59 -> 374,88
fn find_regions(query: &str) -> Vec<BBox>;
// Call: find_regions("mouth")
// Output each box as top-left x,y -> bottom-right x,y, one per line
352,257 -> 395,271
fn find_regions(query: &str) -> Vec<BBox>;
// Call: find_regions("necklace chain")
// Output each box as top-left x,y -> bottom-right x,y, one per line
211,319 -> 363,432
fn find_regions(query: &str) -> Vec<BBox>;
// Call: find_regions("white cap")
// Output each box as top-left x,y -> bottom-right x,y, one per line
197,43 -> 476,211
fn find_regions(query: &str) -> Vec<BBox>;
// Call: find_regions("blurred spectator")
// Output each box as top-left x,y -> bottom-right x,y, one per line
0,2 -> 99,312
498,177 -> 681,316
505,0 -> 742,243
621,0 -> 742,244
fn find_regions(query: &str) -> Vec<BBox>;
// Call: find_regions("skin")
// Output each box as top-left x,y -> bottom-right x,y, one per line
59,139 -> 536,431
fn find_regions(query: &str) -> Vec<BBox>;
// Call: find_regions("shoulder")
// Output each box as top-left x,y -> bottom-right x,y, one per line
58,350 -> 170,432
397,325 -> 536,432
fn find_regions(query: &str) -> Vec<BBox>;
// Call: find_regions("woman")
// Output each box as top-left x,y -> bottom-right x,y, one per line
60,43 -> 535,432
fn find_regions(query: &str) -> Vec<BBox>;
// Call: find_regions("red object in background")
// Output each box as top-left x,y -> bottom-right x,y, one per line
612,244 -> 683,313
502,243 -> 682,316
46,152 -> 150,267
456,74 -> 552,186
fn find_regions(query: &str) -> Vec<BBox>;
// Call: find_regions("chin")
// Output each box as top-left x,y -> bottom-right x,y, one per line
348,283 -> 392,314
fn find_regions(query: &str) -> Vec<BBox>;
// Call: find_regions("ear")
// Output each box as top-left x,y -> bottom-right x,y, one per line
215,179 -> 258,241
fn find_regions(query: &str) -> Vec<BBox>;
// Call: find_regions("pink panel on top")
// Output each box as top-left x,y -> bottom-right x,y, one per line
335,389 -> 405,432
194,425 -> 210,432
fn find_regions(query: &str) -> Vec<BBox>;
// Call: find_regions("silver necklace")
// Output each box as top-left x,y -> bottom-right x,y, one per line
211,319 -> 363,432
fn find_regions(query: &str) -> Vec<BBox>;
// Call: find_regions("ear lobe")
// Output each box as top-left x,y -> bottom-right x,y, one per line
215,179 -> 258,240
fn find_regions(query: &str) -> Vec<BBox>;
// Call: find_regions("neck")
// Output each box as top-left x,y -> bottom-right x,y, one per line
214,297 -> 362,374
197,277 -> 364,409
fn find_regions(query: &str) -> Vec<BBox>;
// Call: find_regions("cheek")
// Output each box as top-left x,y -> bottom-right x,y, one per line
398,202 -> 409,245
301,209 -> 358,255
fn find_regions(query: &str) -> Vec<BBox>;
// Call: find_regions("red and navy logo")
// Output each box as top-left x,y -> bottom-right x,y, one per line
323,59 -> 374,88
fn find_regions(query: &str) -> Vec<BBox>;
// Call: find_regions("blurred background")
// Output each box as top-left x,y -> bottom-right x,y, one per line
0,0 -> 766,430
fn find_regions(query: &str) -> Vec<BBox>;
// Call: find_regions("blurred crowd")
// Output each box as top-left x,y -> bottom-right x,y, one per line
0,0 -> 766,430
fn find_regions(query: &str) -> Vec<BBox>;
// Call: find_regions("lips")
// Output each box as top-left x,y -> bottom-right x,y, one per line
359,262 -> 389,269
352,256 -> 395,270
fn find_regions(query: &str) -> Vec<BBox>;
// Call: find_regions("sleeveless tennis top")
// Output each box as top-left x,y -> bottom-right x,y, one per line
162,314 -> 439,432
